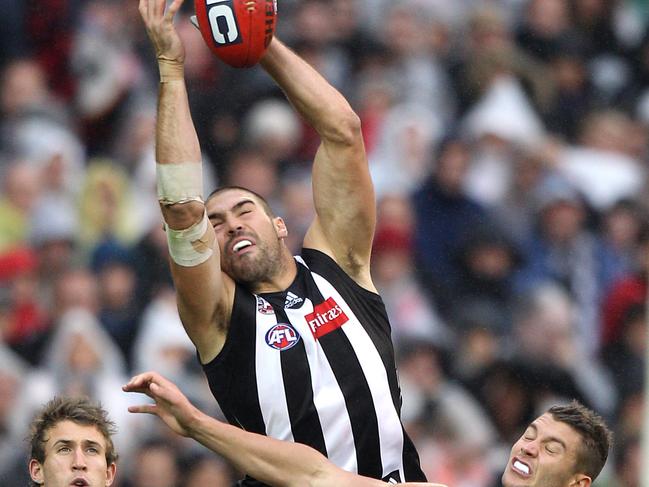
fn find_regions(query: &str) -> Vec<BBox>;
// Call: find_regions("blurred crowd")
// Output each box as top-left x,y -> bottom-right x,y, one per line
0,0 -> 647,485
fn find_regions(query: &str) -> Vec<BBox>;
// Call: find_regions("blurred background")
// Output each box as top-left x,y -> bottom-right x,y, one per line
0,0 -> 647,485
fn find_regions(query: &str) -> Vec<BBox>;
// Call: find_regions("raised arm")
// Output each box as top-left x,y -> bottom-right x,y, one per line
260,40 -> 376,290
124,372 -> 446,487
139,0 -> 232,363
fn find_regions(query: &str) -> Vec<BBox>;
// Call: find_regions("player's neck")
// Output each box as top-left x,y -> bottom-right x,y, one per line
250,252 -> 297,294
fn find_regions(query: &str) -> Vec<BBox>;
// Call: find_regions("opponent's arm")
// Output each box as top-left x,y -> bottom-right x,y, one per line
124,372 -> 446,487
260,40 -> 376,290
139,0 -> 231,363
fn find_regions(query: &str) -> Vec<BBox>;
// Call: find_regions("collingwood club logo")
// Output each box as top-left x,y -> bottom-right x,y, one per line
256,296 -> 274,315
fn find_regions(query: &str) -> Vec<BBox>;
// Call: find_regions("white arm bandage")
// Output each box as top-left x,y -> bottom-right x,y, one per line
165,210 -> 215,267
157,162 -> 214,267
156,161 -> 204,205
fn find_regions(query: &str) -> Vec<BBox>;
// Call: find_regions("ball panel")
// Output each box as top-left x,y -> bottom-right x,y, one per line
193,0 -> 277,68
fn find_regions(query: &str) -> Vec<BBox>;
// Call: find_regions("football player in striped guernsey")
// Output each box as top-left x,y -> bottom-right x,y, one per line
140,0 -> 426,484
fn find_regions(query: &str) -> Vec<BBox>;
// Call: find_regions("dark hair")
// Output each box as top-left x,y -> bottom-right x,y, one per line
206,185 -> 275,218
547,400 -> 612,480
29,396 -> 118,484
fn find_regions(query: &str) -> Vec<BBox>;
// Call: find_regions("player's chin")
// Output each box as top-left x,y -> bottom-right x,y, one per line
229,261 -> 265,284
501,470 -> 529,487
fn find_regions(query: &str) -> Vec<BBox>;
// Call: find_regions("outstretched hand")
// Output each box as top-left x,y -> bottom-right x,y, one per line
138,0 -> 186,63
123,371 -> 199,437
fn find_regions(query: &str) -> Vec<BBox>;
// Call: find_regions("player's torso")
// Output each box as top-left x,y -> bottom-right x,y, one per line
203,249 -> 420,483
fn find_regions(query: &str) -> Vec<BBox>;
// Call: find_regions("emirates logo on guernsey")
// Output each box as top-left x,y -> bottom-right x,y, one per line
305,297 -> 349,339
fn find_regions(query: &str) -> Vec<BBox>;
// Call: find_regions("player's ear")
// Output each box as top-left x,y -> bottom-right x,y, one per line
274,217 -> 288,238
106,462 -> 117,486
29,459 -> 44,485
570,474 -> 591,487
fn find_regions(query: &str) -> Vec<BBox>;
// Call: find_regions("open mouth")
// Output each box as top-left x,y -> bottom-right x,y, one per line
512,458 -> 531,477
71,478 -> 89,486
232,239 -> 253,254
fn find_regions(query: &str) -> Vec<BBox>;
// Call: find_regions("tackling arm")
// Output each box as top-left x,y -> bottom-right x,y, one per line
260,40 -> 376,290
124,372 -> 447,487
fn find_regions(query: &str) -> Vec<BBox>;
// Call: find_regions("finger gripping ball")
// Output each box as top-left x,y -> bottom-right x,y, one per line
194,0 -> 278,68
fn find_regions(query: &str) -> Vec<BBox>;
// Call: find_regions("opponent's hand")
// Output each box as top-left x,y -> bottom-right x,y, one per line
123,371 -> 198,437
138,0 -> 186,64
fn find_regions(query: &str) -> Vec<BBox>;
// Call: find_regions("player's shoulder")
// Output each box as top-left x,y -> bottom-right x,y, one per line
299,248 -> 379,296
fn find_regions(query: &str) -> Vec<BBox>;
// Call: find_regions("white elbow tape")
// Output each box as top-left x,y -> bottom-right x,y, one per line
165,210 -> 215,267
156,161 -> 204,205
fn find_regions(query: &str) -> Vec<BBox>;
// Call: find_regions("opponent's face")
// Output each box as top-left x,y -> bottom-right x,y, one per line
207,189 -> 288,284
29,420 -> 116,487
502,413 -> 590,487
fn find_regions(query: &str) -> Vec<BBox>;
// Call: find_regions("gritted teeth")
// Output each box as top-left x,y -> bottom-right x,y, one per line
233,240 -> 253,252
513,460 -> 530,475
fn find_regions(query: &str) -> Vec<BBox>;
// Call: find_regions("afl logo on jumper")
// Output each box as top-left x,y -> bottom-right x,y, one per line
305,297 -> 349,340
265,323 -> 301,351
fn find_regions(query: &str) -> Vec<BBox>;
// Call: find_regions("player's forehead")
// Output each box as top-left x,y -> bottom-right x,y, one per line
207,188 -> 261,212
45,420 -> 107,448
529,413 -> 579,446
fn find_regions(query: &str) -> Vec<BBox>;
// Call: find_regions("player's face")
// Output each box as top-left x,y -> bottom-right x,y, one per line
29,420 -> 116,487
502,413 -> 588,487
207,189 -> 287,284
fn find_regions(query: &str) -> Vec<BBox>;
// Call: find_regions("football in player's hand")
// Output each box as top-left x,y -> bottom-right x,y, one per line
193,0 -> 277,68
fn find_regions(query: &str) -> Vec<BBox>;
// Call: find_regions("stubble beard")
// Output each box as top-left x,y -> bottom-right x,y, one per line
225,236 -> 285,285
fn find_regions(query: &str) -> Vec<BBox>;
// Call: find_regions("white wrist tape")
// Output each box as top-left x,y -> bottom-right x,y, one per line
156,162 -> 204,205
165,211 -> 215,267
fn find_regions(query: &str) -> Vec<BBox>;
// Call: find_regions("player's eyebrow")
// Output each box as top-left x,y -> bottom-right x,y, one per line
53,439 -> 73,447
231,199 -> 256,212
529,422 -> 567,450
52,439 -> 103,449
544,435 -> 567,450
208,198 -> 255,220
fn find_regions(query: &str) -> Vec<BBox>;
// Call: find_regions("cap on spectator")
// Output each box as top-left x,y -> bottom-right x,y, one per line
14,118 -> 85,193
29,195 -> 78,247
533,175 -> 583,212
0,246 -> 38,281
90,238 -> 133,273
462,76 -> 545,148
244,99 -> 301,148
455,298 -> 509,334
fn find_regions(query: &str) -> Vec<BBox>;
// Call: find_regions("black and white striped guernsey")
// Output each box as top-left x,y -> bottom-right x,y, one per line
202,248 -> 426,486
